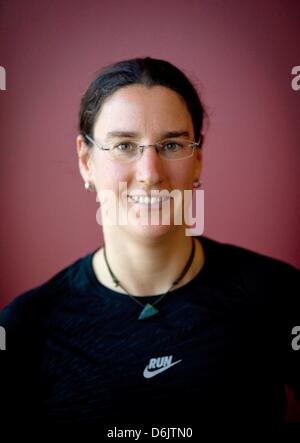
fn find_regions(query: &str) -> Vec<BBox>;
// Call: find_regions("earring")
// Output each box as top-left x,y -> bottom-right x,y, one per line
84,181 -> 95,192
193,179 -> 203,189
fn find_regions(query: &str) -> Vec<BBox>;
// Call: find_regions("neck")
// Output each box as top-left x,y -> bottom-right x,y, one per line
92,228 -> 205,296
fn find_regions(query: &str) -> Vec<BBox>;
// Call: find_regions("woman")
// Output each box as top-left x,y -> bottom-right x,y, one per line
1,57 -> 299,436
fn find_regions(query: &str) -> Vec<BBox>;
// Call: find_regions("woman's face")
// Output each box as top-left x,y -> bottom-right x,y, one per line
77,84 -> 202,241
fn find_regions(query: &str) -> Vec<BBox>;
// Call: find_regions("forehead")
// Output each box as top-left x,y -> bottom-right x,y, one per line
93,84 -> 193,137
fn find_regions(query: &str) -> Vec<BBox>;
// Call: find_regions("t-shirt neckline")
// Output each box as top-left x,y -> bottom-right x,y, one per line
83,236 -> 212,301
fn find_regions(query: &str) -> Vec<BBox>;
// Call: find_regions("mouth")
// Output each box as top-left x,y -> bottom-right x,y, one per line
127,194 -> 171,208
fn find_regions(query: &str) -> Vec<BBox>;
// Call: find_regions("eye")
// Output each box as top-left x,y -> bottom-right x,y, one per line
162,141 -> 183,152
114,142 -> 136,152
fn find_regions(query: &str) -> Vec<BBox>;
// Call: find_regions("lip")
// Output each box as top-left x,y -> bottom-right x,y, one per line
127,194 -> 170,209
127,189 -> 169,197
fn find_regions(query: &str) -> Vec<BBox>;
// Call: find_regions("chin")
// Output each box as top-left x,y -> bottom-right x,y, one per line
125,222 -> 182,243
103,198 -> 185,241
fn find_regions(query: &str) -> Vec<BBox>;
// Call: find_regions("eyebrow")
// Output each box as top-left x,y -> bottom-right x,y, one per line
105,130 -> 191,140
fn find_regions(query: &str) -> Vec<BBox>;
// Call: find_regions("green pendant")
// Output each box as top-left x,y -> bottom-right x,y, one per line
138,303 -> 159,320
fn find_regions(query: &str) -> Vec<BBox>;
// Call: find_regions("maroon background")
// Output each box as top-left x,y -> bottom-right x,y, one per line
0,0 -> 299,421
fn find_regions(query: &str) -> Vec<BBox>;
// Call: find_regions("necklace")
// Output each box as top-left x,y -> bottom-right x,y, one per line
103,237 -> 196,320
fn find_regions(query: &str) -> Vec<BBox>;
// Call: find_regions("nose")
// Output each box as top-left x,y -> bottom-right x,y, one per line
135,145 -> 165,186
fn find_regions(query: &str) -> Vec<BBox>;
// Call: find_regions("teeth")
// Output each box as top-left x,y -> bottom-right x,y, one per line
128,195 -> 169,204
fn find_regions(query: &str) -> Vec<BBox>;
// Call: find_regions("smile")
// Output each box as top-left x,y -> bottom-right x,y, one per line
127,195 -> 170,205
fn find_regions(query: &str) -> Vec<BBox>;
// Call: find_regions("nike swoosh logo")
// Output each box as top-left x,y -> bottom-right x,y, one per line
143,359 -> 182,379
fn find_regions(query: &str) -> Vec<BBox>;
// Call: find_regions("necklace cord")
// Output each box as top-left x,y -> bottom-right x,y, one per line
103,238 -> 196,308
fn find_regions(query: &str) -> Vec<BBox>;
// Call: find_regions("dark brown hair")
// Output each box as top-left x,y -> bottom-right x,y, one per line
79,56 -> 205,146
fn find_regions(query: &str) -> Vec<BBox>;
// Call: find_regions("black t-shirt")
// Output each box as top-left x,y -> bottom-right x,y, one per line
1,236 -> 300,436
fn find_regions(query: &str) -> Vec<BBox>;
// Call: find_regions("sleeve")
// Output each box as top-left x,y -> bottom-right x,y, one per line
0,291 -> 45,427
231,244 -> 300,411
283,263 -> 300,404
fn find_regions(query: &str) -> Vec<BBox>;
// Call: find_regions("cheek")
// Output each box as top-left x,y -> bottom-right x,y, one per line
168,164 -> 194,188
93,160 -> 129,191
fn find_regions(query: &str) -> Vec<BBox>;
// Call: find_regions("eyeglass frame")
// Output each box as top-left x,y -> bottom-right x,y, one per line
83,133 -> 202,162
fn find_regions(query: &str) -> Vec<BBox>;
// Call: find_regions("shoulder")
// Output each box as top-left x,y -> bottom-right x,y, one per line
0,252 -> 92,334
198,236 -> 300,335
199,235 -> 299,304
200,234 -> 299,277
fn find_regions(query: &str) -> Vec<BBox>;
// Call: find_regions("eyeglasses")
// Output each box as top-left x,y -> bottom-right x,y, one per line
84,134 -> 202,162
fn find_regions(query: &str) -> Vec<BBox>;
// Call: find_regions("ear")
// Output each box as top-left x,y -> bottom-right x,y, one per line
76,134 -> 94,183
